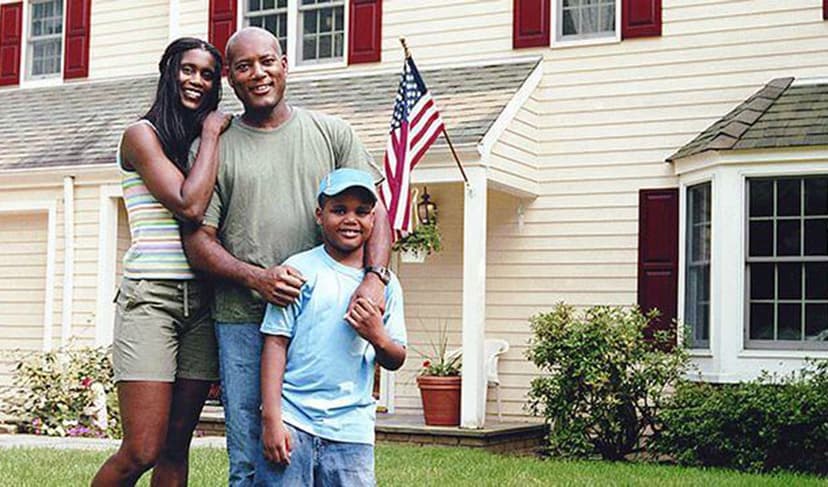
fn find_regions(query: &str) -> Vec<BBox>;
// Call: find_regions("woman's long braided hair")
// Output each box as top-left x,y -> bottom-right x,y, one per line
142,37 -> 223,173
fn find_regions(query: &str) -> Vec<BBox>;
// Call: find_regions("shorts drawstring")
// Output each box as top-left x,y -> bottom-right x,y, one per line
183,281 -> 190,318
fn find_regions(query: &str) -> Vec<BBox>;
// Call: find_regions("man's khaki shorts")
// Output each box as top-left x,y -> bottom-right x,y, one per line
112,278 -> 219,383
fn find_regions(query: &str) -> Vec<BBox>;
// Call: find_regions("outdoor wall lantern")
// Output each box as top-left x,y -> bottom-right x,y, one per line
417,186 -> 437,224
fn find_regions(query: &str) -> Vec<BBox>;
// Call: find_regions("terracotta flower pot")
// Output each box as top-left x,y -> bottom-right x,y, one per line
416,375 -> 461,426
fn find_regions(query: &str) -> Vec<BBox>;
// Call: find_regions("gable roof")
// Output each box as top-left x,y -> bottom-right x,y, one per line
0,59 -> 539,171
668,77 -> 828,161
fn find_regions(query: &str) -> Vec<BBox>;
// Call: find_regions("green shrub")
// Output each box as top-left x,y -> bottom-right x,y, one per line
653,360 -> 828,475
0,346 -> 121,438
526,303 -> 690,460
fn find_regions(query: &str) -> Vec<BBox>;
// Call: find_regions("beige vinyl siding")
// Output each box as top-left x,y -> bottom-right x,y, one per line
179,0 -> 209,39
0,212 -> 48,386
89,0 -> 170,80
71,184 -> 110,346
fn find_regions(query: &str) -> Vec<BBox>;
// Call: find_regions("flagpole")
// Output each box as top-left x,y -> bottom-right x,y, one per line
399,37 -> 469,186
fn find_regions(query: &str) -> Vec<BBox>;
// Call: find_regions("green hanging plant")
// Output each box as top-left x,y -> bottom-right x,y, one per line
392,221 -> 442,256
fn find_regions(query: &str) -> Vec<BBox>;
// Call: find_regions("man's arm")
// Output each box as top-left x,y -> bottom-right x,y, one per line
261,335 -> 292,464
346,297 -> 406,370
349,200 -> 392,313
182,225 -> 305,306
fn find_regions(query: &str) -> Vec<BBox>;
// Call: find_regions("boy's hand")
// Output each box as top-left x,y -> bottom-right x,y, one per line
350,274 -> 387,315
262,417 -> 292,464
253,265 -> 305,306
345,297 -> 386,345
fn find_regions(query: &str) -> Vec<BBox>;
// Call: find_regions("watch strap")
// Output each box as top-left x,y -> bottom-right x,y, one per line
365,265 -> 391,285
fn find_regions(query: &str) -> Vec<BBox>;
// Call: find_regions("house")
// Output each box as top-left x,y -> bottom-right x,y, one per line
0,0 -> 826,429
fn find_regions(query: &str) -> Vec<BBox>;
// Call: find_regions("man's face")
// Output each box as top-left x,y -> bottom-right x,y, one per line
227,33 -> 288,112
315,189 -> 376,256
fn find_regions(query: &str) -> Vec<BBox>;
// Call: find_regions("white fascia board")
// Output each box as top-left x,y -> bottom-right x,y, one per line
477,60 -> 543,159
0,164 -> 118,186
672,146 -> 828,175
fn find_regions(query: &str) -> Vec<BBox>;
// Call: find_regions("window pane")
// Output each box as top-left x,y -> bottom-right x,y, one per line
805,178 -> 828,216
563,9 -> 578,36
249,16 -> 262,27
805,219 -> 828,256
777,179 -> 801,216
750,303 -> 774,339
750,179 -> 774,217
264,0 -> 274,9
304,10 -> 317,33
776,220 -> 800,256
302,37 -> 315,60
750,263 -> 774,300
777,263 -> 801,300
777,303 -> 801,340
805,304 -> 828,341
319,34 -> 331,58
249,0 -> 260,12
601,4 -> 615,32
806,263 -> 828,299
334,32 -> 343,57
335,7 -> 344,30
749,220 -> 773,256
265,14 -> 276,34
278,0 -> 287,8
320,7 -> 333,30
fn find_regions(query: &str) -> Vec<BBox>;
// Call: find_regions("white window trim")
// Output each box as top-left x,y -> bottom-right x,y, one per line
677,174 -> 716,353
21,0 -> 66,86
237,0 -> 349,73
552,0 -> 621,48
94,184 -> 123,347
674,149 -> 828,382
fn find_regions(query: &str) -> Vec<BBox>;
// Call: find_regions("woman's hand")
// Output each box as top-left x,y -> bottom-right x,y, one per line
202,110 -> 232,138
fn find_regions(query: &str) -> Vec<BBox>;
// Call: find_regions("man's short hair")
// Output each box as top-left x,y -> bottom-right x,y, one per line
225,27 -> 282,67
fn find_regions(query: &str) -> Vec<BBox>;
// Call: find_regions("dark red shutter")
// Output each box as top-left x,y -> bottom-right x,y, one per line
0,2 -> 22,87
824,0 -> 827,20
513,0 -> 550,49
622,0 -> 662,39
348,0 -> 381,64
209,0 -> 236,71
637,188 -> 678,341
63,0 -> 91,79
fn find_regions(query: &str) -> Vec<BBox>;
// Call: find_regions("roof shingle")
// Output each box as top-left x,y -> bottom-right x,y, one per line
0,59 -> 539,171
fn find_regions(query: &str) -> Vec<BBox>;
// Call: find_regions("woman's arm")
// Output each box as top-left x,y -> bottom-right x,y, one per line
121,112 -> 229,223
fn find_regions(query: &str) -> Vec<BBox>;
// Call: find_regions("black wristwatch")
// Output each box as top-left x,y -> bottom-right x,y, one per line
365,265 -> 391,286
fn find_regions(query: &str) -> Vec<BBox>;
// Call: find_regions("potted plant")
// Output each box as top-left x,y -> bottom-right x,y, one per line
415,320 -> 461,426
393,221 -> 442,263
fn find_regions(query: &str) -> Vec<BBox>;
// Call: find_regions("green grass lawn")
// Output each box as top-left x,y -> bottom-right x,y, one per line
0,444 -> 825,486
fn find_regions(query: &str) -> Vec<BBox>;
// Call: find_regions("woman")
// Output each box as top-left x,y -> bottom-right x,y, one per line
93,37 -> 229,486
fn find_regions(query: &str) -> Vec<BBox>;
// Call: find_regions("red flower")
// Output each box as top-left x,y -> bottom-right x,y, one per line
80,377 -> 93,388
422,360 -> 431,368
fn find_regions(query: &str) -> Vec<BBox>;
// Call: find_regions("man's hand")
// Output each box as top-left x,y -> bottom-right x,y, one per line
252,265 -> 306,306
262,417 -> 292,464
349,273 -> 386,315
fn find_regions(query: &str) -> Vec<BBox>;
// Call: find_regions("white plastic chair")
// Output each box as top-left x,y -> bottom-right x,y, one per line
445,338 -> 510,420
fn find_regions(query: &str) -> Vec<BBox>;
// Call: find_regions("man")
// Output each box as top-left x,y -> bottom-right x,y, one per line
182,27 -> 392,486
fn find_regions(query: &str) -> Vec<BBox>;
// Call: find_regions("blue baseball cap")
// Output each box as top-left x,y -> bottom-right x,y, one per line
317,168 -> 378,204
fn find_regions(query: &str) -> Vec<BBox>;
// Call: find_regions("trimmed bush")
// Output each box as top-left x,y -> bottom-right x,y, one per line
653,360 -> 828,475
526,303 -> 690,460
0,346 -> 121,438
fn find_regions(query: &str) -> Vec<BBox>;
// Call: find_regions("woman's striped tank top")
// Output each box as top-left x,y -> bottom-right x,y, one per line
119,120 -> 196,280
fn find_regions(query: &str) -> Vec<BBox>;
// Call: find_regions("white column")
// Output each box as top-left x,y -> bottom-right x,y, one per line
460,167 -> 487,429
43,203 -> 57,351
61,176 -> 75,346
168,0 -> 181,41
95,186 -> 122,347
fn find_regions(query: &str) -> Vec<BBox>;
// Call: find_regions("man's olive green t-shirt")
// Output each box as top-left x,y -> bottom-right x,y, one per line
200,107 -> 381,323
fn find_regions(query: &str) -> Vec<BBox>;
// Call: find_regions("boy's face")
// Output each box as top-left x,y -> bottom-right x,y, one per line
315,188 -> 376,255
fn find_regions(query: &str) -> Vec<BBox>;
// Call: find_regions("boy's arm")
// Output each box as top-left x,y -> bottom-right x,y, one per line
346,297 -> 406,370
261,335 -> 292,464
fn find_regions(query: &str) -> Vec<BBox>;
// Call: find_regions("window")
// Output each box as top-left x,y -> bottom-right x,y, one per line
685,182 -> 711,348
243,0 -> 345,66
557,0 -> 616,41
27,0 -> 63,79
746,176 -> 828,349
246,0 -> 288,54
298,0 -> 344,63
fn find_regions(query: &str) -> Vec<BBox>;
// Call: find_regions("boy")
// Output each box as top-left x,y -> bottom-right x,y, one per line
257,168 -> 407,486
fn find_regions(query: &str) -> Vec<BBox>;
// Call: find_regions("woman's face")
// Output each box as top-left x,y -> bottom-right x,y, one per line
177,48 -> 216,111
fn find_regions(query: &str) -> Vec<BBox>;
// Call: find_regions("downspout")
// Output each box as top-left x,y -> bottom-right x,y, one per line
61,176 -> 75,346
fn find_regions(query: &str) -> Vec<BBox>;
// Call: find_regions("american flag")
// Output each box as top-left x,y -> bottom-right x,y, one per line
379,56 -> 445,237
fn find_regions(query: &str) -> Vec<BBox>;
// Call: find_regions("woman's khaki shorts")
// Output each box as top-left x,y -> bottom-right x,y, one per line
112,278 -> 219,383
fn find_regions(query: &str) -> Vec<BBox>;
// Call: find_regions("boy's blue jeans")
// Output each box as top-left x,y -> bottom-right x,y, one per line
254,422 -> 375,486
216,322 -> 263,487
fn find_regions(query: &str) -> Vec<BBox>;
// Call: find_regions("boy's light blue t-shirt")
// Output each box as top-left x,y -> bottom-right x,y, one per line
260,245 -> 407,445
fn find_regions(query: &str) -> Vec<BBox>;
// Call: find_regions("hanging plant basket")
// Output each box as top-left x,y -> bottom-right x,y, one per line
416,375 -> 461,426
400,248 -> 426,263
